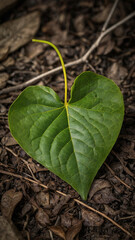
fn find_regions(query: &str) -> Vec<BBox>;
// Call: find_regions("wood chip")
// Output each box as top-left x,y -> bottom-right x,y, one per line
0,73 -> 9,89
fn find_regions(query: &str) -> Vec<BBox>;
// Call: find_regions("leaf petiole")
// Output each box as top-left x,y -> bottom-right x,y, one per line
32,39 -> 68,106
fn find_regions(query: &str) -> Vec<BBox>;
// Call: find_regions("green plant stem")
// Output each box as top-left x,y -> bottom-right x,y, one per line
32,39 -> 68,106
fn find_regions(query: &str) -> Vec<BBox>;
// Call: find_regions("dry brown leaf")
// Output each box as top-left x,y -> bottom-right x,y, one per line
106,62 -> 128,84
89,179 -> 111,199
0,216 -> 24,240
61,213 -> 72,228
35,208 -> 50,226
49,226 -> 66,240
0,11 -> 40,54
97,35 -> 114,55
104,204 -> 120,216
25,42 -> 44,60
81,209 -> 104,227
93,188 -> 117,204
1,189 -> 23,220
92,4 -> 112,23
36,191 -> 50,208
1,136 -> 17,146
52,195 -> 71,216
66,220 -> 82,240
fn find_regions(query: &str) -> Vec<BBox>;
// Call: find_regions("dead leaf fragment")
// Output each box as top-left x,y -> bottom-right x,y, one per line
81,209 -> 104,227
35,208 -> 50,226
97,35 -> 114,55
93,188 -> 117,204
0,216 -> 24,240
49,226 -> 66,240
106,62 -> 128,84
89,179 -> 111,200
52,195 -> 71,216
66,220 -> 82,240
1,136 -> 17,146
61,213 -> 72,228
36,191 -> 50,208
0,73 -> 9,89
1,189 -> 23,220
0,11 -> 40,54
92,4 -> 112,23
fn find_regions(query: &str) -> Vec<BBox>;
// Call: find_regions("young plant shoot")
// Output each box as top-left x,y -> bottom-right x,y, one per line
8,39 -> 124,200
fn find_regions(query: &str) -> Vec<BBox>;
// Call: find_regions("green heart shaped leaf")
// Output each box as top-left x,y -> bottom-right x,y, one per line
8,40 -> 124,200
8,71 -> 124,200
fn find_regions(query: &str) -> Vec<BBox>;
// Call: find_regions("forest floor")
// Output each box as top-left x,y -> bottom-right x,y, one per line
0,0 -> 135,239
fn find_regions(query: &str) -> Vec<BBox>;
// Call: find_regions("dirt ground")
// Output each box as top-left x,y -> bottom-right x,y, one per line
0,0 -> 135,239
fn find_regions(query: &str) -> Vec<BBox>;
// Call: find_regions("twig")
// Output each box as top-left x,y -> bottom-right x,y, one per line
0,11 -> 135,95
104,162 -> 132,190
0,169 -> 132,237
5,146 -> 37,180
101,0 -> 119,32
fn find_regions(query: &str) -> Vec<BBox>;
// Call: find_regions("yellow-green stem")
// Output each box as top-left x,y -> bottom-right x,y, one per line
32,39 -> 68,106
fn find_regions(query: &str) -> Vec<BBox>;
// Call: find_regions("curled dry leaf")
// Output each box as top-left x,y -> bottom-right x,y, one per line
35,208 -> 50,226
1,189 -> 23,220
49,226 -> 66,240
89,179 -> 111,200
66,219 -> 82,240
0,11 -> 40,54
81,209 -> 104,227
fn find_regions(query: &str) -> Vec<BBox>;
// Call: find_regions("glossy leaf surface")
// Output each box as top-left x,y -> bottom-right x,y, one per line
8,71 -> 124,200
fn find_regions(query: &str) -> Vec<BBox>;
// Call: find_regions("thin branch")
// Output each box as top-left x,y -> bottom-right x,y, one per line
101,0 -> 119,32
0,169 -> 132,237
0,11 -> 135,95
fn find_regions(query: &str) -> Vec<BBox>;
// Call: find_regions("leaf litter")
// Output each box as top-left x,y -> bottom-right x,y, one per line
0,0 -> 135,239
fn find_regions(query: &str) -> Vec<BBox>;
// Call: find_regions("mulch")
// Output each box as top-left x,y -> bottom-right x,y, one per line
0,0 -> 135,239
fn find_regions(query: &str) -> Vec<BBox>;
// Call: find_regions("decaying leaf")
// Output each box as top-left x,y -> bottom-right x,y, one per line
49,226 -> 66,240
35,208 -> 50,226
66,220 -> 82,240
107,62 -> 128,84
81,209 -> 104,227
89,179 -> 111,199
0,216 -> 24,240
1,189 -> 23,220
36,191 -> 50,208
0,11 -> 40,54
92,4 -> 112,23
